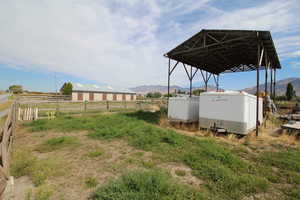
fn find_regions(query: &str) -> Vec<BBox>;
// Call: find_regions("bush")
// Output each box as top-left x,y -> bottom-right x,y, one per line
90,170 -> 204,200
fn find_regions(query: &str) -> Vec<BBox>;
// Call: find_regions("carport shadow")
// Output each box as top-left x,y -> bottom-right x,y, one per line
122,110 -> 161,124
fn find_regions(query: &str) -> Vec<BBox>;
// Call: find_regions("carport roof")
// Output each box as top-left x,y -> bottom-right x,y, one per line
164,29 -> 281,74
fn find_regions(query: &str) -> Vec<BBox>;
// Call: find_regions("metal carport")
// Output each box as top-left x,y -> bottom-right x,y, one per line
164,29 -> 281,136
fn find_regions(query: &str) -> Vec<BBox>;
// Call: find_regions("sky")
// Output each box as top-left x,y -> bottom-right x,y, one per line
0,0 -> 299,92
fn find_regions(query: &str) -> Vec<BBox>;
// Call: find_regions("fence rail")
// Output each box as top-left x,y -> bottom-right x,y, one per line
19,100 -> 166,118
0,102 -> 16,199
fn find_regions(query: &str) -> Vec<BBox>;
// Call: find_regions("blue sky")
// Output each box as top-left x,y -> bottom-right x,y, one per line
0,0 -> 299,92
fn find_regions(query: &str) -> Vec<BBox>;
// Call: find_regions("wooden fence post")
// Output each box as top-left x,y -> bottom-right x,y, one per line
106,101 -> 109,111
0,102 -> 17,199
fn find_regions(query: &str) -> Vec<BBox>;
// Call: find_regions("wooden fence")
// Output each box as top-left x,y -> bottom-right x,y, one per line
19,100 -> 166,118
0,102 -> 16,199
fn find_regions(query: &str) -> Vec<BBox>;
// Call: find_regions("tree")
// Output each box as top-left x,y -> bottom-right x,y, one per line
146,92 -> 162,98
152,92 -> 162,98
60,82 -> 73,95
146,92 -> 153,98
9,85 -> 23,94
286,83 -> 296,101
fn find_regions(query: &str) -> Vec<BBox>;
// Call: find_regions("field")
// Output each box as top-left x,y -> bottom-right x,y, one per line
11,110 -> 300,200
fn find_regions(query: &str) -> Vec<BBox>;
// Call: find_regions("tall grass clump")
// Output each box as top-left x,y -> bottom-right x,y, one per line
36,136 -> 80,152
90,170 -> 204,200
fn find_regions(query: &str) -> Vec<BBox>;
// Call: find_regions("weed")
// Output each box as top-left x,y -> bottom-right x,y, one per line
175,169 -> 186,176
90,170 -> 205,200
36,136 -> 80,152
34,185 -> 54,200
140,160 -> 156,169
85,177 -> 99,188
11,149 -> 63,186
87,150 -> 103,158
11,149 -> 36,178
25,188 -> 33,200
133,151 -> 144,157
30,158 -> 62,186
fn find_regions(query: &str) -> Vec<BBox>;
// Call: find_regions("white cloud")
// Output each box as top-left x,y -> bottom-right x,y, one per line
0,0 -> 299,88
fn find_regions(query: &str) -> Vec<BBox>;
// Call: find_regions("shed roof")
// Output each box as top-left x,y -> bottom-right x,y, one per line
165,29 -> 281,74
72,83 -> 136,94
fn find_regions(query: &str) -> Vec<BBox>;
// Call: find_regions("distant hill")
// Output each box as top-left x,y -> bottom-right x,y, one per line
130,85 -> 221,94
243,77 -> 300,96
130,85 -> 184,94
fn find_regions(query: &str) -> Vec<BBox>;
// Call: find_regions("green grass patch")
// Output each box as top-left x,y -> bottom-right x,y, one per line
87,150 -> 104,158
25,111 -> 300,199
259,150 -> 300,172
36,136 -> 80,152
90,170 -> 205,200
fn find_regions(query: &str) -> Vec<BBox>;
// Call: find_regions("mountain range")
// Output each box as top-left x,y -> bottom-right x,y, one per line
130,77 -> 300,95
130,85 -> 221,94
244,77 -> 300,96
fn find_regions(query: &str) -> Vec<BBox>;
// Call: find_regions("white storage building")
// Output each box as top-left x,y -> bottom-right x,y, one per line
199,91 -> 263,135
168,96 -> 199,122
70,83 -> 136,102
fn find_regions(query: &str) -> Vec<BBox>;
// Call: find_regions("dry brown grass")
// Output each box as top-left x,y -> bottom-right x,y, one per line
0,101 -> 11,111
163,114 -> 300,151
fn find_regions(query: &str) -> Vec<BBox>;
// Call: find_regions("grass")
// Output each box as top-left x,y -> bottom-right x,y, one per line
35,136 -> 80,152
0,116 -> 7,126
87,149 -> 104,158
0,101 -> 11,111
175,169 -> 186,176
90,170 -> 205,200
34,185 -> 54,200
11,149 -> 63,186
259,149 -> 300,172
25,110 -> 300,199
85,177 -> 99,188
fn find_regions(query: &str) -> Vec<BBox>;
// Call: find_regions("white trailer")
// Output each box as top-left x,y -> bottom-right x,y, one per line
199,91 -> 263,135
168,96 -> 199,122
